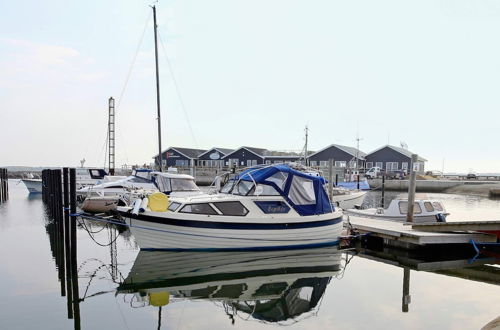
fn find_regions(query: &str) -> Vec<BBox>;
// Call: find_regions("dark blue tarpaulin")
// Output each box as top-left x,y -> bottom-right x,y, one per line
236,165 -> 333,216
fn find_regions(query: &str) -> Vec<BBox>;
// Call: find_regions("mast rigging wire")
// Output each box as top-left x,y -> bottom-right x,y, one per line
158,31 -> 199,147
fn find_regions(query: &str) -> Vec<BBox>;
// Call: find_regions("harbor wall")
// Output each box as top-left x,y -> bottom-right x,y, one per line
369,178 -> 500,197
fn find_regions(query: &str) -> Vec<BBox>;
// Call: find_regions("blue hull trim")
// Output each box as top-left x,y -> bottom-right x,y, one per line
140,240 -> 340,252
122,210 -> 343,230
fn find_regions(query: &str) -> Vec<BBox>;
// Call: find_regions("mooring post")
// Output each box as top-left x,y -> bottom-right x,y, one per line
0,168 -> 4,202
402,267 -> 411,312
69,168 -> 80,328
328,159 -> 334,201
381,175 -> 386,208
335,173 -> 338,186
57,169 -> 66,297
357,171 -> 360,190
62,167 -> 73,318
407,154 -> 418,223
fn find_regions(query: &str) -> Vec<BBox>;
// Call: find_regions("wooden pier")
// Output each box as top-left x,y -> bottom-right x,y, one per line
346,216 -> 498,248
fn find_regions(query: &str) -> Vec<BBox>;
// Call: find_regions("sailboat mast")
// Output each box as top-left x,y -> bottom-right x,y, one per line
304,125 -> 309,165
153,5 -> 163,172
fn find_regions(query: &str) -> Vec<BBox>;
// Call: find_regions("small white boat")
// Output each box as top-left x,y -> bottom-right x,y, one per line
22,178 -> 42,194
345,195 -> 448,223
117,164 -> 343,251
331,188 -> 367,209
79,169 -> 201,213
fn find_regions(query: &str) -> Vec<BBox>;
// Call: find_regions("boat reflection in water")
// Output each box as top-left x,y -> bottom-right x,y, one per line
117,247 -> 343,324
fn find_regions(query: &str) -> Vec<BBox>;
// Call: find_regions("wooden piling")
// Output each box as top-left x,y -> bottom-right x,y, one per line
402,268 -> 411,312
381,175 -> 385,208
328,159 -> 334,201
407,154 -> 418,223
69,168 -> 81,329
63,168 -> 73,319
0,168 -> 7,203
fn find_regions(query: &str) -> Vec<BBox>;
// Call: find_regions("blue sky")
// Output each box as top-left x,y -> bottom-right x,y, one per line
1,0 -> 500,172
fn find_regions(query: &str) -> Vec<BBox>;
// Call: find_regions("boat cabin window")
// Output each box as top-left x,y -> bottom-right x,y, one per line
168,202 -> 181,212
76,169 -> 88,176
156,176 -> 171,192
129,176 -> 152,183
180,203 -> 217,215
424,202 -> 434,212
134,171 -> 151,180
398,201 -> 422,214
213,202 -> 248,216
220,180 -> 235,194
432,202 -> 443,211
253,184 -> 280,196
288,176 -> 316,205
89,169 -> 106,179
265,172 -> 289,190
233,180 -> 255,196
253,282 -> 288,297
171,178 -> 199,191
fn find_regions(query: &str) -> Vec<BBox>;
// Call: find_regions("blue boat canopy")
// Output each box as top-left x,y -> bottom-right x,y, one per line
233,164 -> 333,216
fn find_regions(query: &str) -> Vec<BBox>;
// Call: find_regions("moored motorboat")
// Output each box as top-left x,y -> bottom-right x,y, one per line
331,187 -> 367,209
79,169 -> 201,213
345,195 -> 448,223
22,178 -> 42,194
117,164 -> 344,251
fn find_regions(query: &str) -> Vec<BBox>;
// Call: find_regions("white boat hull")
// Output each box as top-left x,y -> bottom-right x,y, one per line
120,211 -> 344,251
332,190 -> 367,209
22,179 -> 42,193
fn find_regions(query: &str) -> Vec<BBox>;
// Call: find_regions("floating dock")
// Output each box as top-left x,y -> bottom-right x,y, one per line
346,216 -> 498,248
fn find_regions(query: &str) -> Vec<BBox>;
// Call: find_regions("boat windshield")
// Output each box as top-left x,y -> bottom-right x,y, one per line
220,179 -> 255,196
171,178 -> 199,191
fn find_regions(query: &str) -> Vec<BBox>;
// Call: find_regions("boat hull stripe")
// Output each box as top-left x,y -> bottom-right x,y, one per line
121,211 -> 343,230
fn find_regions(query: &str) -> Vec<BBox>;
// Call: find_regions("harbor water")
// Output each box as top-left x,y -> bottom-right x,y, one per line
0,180 -> 498,329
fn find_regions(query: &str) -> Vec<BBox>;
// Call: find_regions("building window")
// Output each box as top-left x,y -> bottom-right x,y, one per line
349,161 -> 357,168
335,161 -> 346,168
318,161 -> 327,167
310,161 -> 317,166
386,162 -> 398,171
175,160 -> 189,167
402,162 -> 408,171
366,162 -> 373,169
265,160 -> 271,165
375,162 -> 383,169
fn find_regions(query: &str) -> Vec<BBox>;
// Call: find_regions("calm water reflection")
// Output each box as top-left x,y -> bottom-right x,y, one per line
0,180 -> 498,329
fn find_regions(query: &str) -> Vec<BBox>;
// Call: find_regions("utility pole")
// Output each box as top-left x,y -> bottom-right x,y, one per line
108,97 -> 115,175
152,5 -> 163,172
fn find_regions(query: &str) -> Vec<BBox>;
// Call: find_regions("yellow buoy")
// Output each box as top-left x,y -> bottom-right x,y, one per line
148,192 -> 169,212
149,291 -> 170,307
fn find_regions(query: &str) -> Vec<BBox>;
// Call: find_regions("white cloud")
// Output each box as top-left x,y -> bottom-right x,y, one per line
0,38 -> 107,88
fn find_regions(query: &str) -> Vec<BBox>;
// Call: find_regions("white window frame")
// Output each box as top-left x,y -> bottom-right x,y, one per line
335,161 -> 346,168
375,162 -> 383,169
366,162 -> 373,169
386,162 -> 398,171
